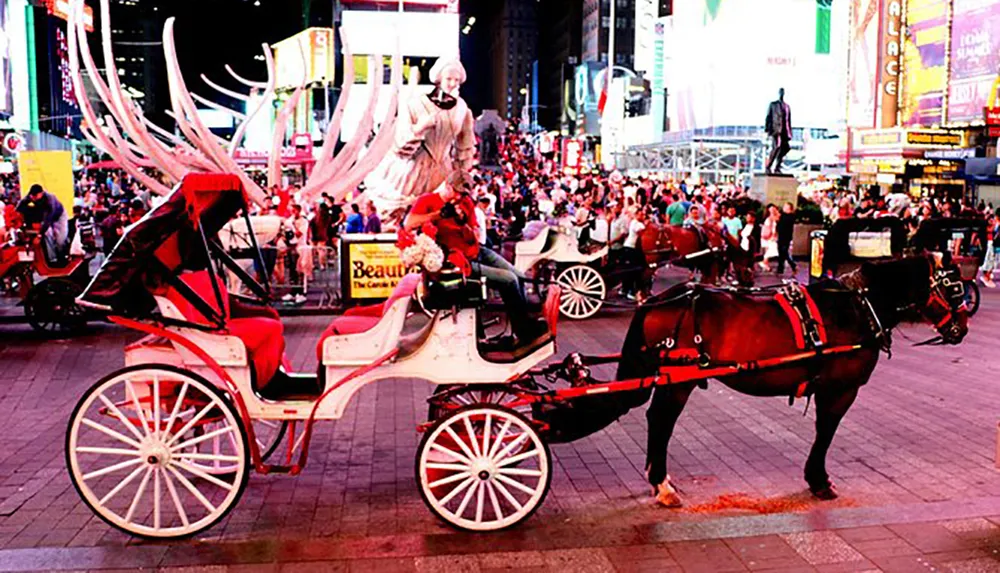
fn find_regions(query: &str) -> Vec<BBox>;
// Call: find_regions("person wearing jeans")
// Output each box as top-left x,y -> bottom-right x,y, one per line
406,171 -> 546,345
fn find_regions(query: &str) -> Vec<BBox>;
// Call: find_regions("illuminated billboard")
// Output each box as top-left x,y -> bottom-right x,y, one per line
340,11 -> 459,58
273,28 -> 335,90
340,0 -> 458,12
669,0 -> 848,131
847,0 -> 880,127
900,0 -> 949,126
947,0 -> 1000,123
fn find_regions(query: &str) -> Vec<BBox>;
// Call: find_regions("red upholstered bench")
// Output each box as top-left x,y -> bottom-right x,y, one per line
164,270 -> 286,387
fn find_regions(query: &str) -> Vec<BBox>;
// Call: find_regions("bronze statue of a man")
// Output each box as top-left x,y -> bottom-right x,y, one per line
765,88 -> 792,175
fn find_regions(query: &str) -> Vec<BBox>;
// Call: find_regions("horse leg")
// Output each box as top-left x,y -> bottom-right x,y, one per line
645,383 -> 697,507
805,385 -> 860,500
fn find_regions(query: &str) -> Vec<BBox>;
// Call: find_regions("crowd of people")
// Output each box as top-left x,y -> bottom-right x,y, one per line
2,131 -> 999,294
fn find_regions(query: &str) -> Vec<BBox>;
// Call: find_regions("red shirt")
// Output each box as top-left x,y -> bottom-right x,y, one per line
411,192 -> 479,259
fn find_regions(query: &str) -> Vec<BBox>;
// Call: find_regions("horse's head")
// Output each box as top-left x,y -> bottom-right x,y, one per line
639,223 -> 675,261
856,255 -> 968,345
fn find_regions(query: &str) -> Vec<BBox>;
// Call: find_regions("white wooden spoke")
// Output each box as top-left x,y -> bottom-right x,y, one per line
125,381 -> 151,436
97,394 -> 145,442
172,462 -> 236,491
487,419 -> 512,460
429,443 -> 472,465
169,426 -> 234,453
77,447 -> 140,456
81,418 -> 142,449
454,478 -> 479,517
437,476 -> 476,506
425,462 -> 469,471
496,448 -> 542,468
463,417 -> 482,458
164,381 -> 190,435
495,474 -> 537,496
166,466 -> 217,514
474,482 -> 485,524
99,465 -> 147,506
428,471 -> 470,489
486,481 -> 504,522
491,432 -> 529,464
153,468 -> 161,530
82,458 -> 143,481
491,477 -> 523,510
443,425 -> 477,461
498,467 -> 544,477
174,453 -> 240,463
162,469 -> 189,528
165,401 -> 217,448
124,467 -> 152,523
152,375 -> 161,440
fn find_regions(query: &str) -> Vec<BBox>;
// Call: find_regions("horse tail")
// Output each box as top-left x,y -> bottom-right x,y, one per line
532,308 -> 656,444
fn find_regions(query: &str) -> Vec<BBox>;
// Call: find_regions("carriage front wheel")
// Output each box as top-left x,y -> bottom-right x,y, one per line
66,365 -> 250,539
416,405 -> 551,531
555,264 -> 606,320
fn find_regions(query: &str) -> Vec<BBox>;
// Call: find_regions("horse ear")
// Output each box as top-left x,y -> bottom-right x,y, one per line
931,252 -> 943,269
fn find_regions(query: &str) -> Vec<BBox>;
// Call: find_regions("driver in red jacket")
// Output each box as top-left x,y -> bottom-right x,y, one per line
405,170 -> 547,347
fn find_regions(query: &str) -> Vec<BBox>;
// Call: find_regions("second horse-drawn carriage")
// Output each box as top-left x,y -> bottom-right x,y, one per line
66,174 -> 971,539
1,207 -> 92,334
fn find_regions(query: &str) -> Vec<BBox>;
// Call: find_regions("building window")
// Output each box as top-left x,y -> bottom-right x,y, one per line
601,16 -> 610,27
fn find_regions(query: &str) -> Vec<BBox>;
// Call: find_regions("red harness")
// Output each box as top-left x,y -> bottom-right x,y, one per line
774,283 -> 828,351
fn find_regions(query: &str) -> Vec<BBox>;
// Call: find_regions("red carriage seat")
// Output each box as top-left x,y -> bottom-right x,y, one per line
164,271 -> 286,387
316,273 -> 422,359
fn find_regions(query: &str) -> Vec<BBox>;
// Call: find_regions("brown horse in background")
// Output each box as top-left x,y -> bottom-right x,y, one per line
639,223 -> 755,287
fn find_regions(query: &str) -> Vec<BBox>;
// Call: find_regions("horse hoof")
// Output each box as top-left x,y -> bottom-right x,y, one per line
811,484 -> 839,501
655,482 -> 683,508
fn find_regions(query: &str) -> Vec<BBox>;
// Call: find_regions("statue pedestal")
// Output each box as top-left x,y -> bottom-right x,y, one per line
749,175 -> 799,208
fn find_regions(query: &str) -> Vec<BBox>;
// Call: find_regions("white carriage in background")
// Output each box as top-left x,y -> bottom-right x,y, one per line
513,224 -> 610,320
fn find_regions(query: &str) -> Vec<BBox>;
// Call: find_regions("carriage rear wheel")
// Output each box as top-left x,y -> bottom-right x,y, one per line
963,280 -> 980,316
66,365 -> 250,539
25,277 -> 87,335
416,405 -> 551,531
555,264 -> 605,320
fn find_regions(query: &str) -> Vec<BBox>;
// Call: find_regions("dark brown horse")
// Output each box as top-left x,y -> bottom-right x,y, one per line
610,255 -> 968,506
617,256 -> 968,506
639,223 -> 755,288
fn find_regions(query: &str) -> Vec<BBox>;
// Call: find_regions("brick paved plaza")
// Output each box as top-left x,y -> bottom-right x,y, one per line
1,281 -> 1000,571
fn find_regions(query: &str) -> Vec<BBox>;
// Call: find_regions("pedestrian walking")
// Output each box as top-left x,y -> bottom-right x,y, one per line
776,202 -> 798,276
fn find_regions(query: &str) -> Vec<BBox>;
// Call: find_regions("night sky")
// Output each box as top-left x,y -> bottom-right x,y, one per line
95,0 -> 491,115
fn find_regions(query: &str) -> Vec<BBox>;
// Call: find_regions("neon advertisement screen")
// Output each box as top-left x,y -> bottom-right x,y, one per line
669,0 -> 847,131
947,0 -> 1000,123
900,0 -> 949,126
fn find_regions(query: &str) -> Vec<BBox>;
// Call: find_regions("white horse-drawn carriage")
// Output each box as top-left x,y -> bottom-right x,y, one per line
513,224 -> 610,320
